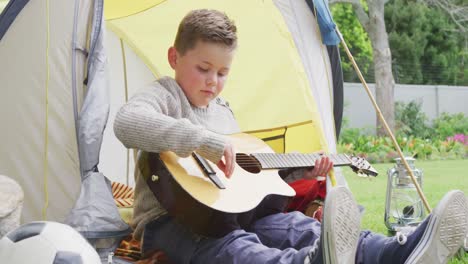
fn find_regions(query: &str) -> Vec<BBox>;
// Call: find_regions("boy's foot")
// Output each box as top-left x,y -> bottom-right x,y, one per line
405,190 -> 468,264
379,190 -> 468,264
306,186 -> 361,264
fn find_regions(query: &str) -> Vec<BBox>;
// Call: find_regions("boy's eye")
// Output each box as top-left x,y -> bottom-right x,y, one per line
197,66 -> 209,72
218,70 -> 229,77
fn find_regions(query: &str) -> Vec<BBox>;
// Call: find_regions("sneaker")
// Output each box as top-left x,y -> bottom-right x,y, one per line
306,186 -> 361,264
377,190 -> 468,264
405,190 -> 468,264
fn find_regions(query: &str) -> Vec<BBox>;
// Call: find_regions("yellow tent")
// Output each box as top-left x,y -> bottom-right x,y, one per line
0,0 -> 8,12
100,0 -> 344,186
0,0 -> 345,254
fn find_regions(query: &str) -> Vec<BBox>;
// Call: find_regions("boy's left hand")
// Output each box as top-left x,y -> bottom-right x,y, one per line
303,156 -> 333,180
217,142 -> 236,179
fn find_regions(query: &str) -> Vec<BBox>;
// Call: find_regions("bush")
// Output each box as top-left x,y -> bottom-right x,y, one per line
338,133 -> 466,163
338,100 -> 468,163
395,100 -> 433,138
339,127 -> 363,145
338,101 -> 468,163
432,112 -> 468,140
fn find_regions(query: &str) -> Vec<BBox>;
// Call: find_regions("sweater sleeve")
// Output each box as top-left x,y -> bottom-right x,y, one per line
281,168 -> 307,183
113,86 -> 226,163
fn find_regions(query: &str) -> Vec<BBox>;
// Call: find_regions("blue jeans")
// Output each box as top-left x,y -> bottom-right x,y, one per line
142,211 -> 322,264
142,212 -> 387,264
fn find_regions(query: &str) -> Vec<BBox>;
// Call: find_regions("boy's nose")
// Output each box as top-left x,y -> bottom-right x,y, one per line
206,74 -> 217,86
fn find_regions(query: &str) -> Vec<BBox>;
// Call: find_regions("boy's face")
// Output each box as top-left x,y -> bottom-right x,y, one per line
168,41 -> 235,108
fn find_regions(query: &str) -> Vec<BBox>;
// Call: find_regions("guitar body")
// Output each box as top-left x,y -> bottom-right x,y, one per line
138,133 -> 296,237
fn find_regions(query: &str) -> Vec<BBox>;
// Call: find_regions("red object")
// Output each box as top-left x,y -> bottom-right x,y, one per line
287,179 -> 326,214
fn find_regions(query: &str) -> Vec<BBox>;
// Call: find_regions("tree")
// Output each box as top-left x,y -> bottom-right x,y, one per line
386,0 -> 466,85
421,7 -> 464,85
422,0 -> 467,85
424,0 -> 468,34
331,5 -> 373,82
330,0 -> 396,136
385,0 -> 429,84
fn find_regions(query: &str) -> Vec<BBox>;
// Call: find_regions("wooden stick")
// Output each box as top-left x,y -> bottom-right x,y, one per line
336,29 -> 432,213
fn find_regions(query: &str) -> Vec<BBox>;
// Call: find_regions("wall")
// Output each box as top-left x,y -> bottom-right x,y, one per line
343,83 -> 468,131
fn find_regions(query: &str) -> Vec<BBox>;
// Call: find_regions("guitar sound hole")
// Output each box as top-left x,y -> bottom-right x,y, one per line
236,153 -> 261,174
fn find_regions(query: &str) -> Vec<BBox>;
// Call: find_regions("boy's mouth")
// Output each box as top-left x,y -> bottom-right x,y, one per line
201,90 -> 215,95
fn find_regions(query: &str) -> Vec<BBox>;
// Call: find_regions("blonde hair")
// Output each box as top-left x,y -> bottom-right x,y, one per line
174,9 -> 237,55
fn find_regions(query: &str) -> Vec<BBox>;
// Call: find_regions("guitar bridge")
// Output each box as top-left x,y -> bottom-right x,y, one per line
192,152 -> 226,189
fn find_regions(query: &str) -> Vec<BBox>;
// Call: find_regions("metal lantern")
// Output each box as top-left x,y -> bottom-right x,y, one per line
385,157 -> 426,233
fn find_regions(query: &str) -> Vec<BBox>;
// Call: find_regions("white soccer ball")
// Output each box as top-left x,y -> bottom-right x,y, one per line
0,221 -> 101,263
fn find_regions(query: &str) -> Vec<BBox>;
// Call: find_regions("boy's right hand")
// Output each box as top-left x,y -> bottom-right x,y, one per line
216,142 -> 235,178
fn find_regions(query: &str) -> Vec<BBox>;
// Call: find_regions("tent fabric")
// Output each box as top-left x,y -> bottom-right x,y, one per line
0,0 -> 9,12
77,0 -> 110,175
106,0 -> 320,131
273,0 -> 347,188
327,45 -> 344,138
1,1 -> 346,260
66,172 -> 130,237
100,32 -> 155,186
69,0 -> 130,247
273,0 -> 335,155
104,0 -> 166,20
0,0 -> 28,40
65,172 -> 131,258
0,0 -> 130,252
0,0 -> 82,222
303,0 -> 344,137
100,0 -> 344,185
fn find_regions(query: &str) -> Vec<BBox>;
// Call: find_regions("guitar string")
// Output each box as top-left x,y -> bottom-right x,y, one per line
234,156 -> 367,169
234,159 -> 352,167
234,158 -> 351,164
210,155 -> 373,174
236,157 -> 358,163
235,154 -> 348,159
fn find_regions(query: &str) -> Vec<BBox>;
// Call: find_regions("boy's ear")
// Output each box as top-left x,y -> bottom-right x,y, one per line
168,47 -> 177,69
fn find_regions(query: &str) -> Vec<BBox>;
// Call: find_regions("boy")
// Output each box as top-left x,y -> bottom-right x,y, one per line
114,9 -> 468,264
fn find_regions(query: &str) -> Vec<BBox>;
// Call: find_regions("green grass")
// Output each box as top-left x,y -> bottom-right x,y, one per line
343,159 -> 468,263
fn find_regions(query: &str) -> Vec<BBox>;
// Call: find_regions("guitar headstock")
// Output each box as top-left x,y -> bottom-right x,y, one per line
349,156 -> 378,177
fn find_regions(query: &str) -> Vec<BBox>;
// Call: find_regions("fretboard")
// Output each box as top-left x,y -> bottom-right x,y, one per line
251,153 -> 352,169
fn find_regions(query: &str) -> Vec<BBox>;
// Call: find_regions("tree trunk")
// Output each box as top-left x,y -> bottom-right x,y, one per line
367,0 -> 395,136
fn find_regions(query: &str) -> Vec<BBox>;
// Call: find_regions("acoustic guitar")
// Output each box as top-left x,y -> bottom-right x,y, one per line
138,133 -> 377,237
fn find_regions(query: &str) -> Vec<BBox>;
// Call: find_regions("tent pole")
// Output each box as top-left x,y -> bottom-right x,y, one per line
335,28 -> 432,213
120,38 -> 131,186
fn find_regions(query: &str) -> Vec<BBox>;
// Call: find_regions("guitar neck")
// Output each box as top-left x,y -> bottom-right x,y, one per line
250,153 -> 352,170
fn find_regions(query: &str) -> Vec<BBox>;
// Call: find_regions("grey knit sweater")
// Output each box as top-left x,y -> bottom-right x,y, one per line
114,77 -> 240,240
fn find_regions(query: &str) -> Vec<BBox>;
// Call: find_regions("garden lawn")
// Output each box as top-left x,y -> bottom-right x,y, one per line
344,159 -> 468,263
